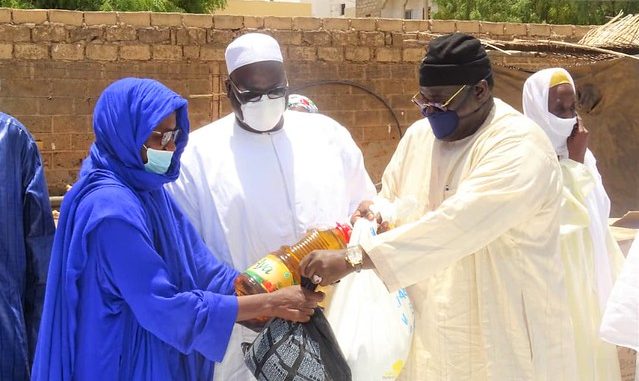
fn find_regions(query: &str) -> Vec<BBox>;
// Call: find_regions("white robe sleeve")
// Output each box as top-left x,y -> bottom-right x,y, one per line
600,232 -> 639,351
371,130 -> 419,225
361,134 -> 561,291
165,145 -> 235,266
165,153 -> 203,233
582,149 -> 625,307
558,159 -> 593,235
376,129 -> 409,203
583,149 -> 611,221
335,124 -> 377,213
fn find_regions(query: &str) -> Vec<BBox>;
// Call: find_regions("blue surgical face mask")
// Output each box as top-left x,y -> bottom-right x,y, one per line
427,101 -> 487,140
143,145 -> 174,174
421,76 -> 491,140
424,87 -> 472,140
427,111 -> 460,139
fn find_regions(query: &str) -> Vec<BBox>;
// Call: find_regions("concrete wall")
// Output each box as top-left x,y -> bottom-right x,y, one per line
356,0 -> 382,17
380,0 -> 405,19
311,0 -> 356,18
381,0 -> 433,19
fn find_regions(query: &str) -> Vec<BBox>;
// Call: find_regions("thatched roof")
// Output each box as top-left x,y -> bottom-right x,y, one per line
579,12 -> 639,51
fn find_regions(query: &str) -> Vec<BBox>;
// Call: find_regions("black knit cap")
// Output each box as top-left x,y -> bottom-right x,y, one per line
419,33 -> 492,87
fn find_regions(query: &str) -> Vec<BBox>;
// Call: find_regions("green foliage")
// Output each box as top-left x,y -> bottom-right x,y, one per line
0,0 -> 31,8
434,0 -> 639,25
0,0 -> 226,12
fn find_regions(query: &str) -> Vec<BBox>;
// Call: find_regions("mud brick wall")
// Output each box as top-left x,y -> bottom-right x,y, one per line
0,9 -> 593,196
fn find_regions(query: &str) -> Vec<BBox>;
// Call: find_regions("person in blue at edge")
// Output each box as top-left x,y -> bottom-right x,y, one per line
31,78 -> 323,381
0,112 -> 55,380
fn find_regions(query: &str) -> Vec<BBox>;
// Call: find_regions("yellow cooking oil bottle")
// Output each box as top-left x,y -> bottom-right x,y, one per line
235,223 -> 351,329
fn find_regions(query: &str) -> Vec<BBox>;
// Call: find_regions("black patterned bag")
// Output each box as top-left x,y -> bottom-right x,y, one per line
241,280 -> 352,381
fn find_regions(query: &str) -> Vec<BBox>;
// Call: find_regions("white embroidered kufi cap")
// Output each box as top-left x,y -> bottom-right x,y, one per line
225,33 -> 283,74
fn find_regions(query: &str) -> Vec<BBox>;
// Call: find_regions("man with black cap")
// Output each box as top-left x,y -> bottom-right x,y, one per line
300,33 -> 578,380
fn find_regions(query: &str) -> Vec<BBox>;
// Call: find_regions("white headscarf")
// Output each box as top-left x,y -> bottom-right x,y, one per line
522,68 -> 577,159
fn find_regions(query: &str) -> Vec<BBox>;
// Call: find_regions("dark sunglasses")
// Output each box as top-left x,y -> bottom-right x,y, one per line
229,79 -> 288,104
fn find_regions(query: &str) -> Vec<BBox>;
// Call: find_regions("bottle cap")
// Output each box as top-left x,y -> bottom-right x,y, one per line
334,222 -> 352,244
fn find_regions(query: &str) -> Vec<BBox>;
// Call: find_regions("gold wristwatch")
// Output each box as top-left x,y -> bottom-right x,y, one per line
345,246 -> 364,273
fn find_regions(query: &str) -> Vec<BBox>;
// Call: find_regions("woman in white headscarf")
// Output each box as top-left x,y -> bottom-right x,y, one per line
523,68 -> 625,381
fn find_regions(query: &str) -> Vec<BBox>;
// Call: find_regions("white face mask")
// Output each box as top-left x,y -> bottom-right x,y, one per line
240,95 -> 286,132
546,114 -> 576,158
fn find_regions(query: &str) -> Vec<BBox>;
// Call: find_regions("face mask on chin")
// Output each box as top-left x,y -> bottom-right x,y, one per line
239,95 -> 286,133
546,114 -> 577,158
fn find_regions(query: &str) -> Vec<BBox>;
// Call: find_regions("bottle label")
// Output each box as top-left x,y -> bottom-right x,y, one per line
245,255 -> 296,293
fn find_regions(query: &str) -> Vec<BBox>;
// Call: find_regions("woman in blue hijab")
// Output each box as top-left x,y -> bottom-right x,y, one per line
31,78 -> 322,381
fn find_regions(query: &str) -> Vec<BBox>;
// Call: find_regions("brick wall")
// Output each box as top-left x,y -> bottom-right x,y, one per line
0,9 -> 594,196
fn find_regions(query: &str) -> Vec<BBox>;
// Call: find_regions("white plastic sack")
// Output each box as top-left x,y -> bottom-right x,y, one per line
326,218 -> 414,380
